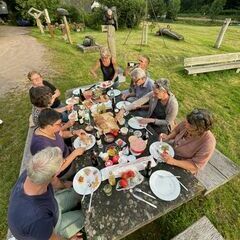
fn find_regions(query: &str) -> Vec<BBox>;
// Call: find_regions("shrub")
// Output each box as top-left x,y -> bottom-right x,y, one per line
148,0 -> 167,20
98,0 -> 146,28
209,0 -> 227,20
166,0 -> 181,20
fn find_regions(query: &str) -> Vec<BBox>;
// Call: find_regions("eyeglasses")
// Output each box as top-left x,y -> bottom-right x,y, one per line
154,83 -> 166,92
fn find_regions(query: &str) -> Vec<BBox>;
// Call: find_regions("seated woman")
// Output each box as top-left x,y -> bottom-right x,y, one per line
122,67 -> 154,103
90,46 -> 119,88
29,86 -> 72,126
117,79 -> 178,134
8,147 -> 84,240
160,109 -> 216,174
30,108 -> 86,186
28,70 -> 61,109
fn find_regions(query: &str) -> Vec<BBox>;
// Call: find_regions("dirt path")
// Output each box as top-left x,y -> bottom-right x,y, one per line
0,26 -> 49,96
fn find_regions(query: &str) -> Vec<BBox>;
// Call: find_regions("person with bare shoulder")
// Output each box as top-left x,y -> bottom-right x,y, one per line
159,109 -> 216,174
8,147 -> 84,240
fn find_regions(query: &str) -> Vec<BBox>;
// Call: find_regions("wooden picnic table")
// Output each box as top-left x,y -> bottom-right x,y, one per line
69,90 -> 205,240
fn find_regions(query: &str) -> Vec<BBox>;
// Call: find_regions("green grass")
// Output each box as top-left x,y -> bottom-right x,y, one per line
0,23 -> 240,239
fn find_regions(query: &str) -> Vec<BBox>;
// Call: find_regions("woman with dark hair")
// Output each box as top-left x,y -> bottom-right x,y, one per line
29,86 -> 72,126
30,108 -> 86,187
160,108 -> 216,174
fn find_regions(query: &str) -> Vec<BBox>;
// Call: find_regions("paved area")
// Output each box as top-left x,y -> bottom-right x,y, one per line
0,26 -> 49,96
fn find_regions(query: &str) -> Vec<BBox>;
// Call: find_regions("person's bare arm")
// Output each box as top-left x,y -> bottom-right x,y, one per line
52,89 -> 61,100
90,60 -> 100,79
111,58 -> 119,81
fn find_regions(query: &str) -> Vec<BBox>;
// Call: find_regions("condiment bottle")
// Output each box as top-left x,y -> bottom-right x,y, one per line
96,131 -> 103,149
143,161 -> 152,178
108,171 -> 116,186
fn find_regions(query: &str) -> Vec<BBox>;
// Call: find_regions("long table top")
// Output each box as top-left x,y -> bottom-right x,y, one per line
69,89 -> 205,240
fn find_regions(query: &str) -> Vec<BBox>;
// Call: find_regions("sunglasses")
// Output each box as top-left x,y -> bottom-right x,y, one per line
187,109 -> 207,128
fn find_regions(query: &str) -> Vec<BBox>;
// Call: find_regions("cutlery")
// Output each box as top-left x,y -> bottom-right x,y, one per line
177,180 -> 188,191
85,84 -> 96,91
157,174 -> 181,179
88,187 -> 94,212
130,189 -> 157,209
159,136 -> 163,147
134,188 -> 156,199
82,181 -> 91,202
145,126 -> 153,135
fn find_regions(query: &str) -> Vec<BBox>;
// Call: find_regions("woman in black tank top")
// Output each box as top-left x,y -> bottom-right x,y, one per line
90,47 -> 119,83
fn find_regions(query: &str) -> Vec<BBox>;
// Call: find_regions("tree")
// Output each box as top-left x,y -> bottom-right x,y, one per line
209,0 -> 227,19
148,0 -> 167,19
166,0 -> 181,20
99,0 -> 146,28
15,0 -> 60,21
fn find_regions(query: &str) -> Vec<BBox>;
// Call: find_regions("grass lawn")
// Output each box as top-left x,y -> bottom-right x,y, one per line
0,23 -> 239,239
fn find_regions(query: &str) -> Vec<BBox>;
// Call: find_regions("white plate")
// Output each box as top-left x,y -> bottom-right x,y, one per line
149,142 -> 174,163
66,97 -> 79,105
128,117 -> 146,129
98,81 -> 113,89
72,87 -> 85,96
73,134 -> 96,150
107,89 -> 121,97
73,167 -> 101,195
116,101 -> 131,109
149,170 -> 180,201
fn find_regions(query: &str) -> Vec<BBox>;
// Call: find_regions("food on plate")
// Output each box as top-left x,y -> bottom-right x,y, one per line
98,95 -> 109,103
127,170 -> 136,178
67,96 -> 79,105
68,111 -> 77,121
112,155 -> 120,164
91,176 -> 99,189
107,146 -> 118,157
119,179 -> 128,188
83,90 -> 93,100
103,133 -> 115,143
161,145 -> 169,154
78,175 -> 84,183
121,172 -> 128,180
83,168 -> 91,176
79,132 -> 92,146
128,136 -> 147,156
83,99 -> 94,109
85,125 -> 94,132
93,112 -> 119,134
100,81 -> 112,88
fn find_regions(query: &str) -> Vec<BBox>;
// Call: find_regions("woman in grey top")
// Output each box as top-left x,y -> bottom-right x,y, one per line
117,79 -> 178,134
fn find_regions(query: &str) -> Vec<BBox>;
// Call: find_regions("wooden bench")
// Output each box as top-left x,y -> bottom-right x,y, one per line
184,52 -> 240,75
171,216 -> 224,240
195,149 -> 239,195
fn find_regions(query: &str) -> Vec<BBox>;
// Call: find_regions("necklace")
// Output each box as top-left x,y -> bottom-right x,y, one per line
37,128 -> 56,140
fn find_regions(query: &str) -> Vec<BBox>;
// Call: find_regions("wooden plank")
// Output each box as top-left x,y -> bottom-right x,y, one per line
185,62 -> 240,74
171,216 -> 224,240
184,52 -> 240,67
209,149 -> 240,179
196,162 -> 227,194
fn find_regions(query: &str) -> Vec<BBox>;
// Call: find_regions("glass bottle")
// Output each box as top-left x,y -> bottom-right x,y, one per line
91,150 -> 99,167
108,171 -> 116,186
143,161 -> 152,178
110,87 -> 116,116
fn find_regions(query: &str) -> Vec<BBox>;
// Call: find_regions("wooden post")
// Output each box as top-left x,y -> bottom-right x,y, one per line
214,18 -> 231,49
141,21 -> 148,45
43,9 -> 54,38
63,16 -> 73,45
107,25 -> 116,59
34,13 -> 44,34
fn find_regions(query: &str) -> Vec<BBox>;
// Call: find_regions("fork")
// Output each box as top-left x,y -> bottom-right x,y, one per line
88,187 -> 94,212
81,181 -> 91,202
134,188 -> 156,199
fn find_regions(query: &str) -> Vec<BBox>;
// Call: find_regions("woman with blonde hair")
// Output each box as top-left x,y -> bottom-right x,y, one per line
90,46 -> 119,87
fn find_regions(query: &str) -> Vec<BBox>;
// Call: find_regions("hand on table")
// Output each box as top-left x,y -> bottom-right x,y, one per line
74,129 -> 87,137
63,181 -> 73,189
161,152 -> 175,165
138,118 -> 154,124
121,93 -> 129,101
66,104 -> 73,111
73,147 -> 86,157
115,109 -> 125,122
69,232 -> 83,240
159,133 -> 168,141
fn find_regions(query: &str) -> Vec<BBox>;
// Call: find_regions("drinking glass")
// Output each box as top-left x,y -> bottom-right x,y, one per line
103,184 -> 112,196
